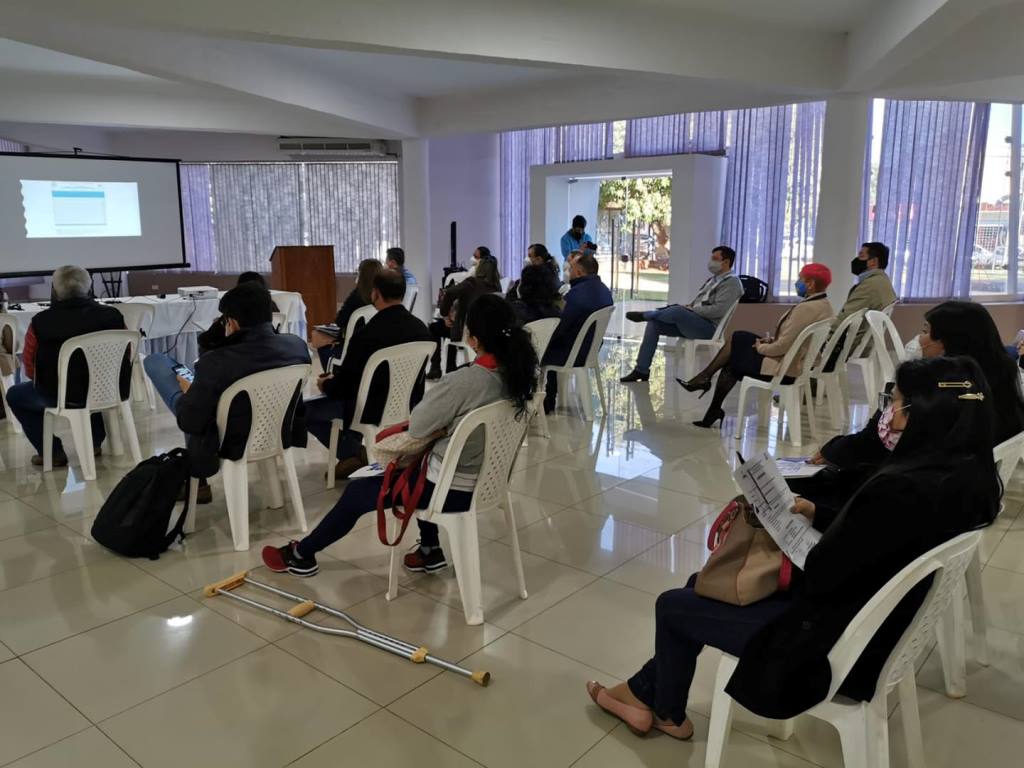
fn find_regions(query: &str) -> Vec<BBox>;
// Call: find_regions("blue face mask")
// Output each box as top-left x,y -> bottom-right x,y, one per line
795,280 -> 808,298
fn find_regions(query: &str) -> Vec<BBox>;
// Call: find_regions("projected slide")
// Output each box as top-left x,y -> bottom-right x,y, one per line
20,180 -> 142,238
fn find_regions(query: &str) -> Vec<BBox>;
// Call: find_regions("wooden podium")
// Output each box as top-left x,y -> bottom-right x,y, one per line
269,245 -> 336,339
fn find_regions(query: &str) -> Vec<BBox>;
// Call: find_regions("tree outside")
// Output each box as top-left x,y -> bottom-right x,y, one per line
597,176 -> 672,300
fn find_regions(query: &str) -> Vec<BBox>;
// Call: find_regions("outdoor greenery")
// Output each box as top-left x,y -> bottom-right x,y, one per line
598,176 -> 672,229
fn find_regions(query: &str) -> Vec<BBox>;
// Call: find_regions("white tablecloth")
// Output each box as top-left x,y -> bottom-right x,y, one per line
8,290 -> 307,364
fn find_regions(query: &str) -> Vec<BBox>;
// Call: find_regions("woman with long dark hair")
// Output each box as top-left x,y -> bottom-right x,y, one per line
264,294 -> 538,576
427,257 -> 503,378
315,258 -> 383,370
587,355 -> 1000,737
510,263 -> 562,324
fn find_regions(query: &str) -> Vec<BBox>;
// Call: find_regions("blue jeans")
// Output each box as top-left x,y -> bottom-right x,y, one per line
143,353 -> 184,414
634,305 -> 716,374
5,382 -> 106,457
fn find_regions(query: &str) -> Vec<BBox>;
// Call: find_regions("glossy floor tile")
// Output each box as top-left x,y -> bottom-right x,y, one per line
2,342 -> 1023,767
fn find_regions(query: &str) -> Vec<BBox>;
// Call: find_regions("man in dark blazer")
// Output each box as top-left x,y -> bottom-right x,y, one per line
307,269 -> 431,478
144,281 -> 311,503
542,252 -> 613,413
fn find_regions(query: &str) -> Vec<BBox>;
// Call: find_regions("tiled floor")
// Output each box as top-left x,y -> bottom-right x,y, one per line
2,333 -> 1024,767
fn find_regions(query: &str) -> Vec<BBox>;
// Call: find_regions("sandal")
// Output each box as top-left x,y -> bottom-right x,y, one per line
585,681 -> 653,736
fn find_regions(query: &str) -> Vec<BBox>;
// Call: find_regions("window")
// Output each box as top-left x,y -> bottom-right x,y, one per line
180,161 -> 400,274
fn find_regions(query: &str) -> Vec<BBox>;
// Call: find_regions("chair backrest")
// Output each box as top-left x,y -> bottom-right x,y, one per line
352,341 -> 434,428
769,319 -> 831,386
402,286 -> 419,313
500,276 -> 512,294
445,271 -> 471,288
271,311 -> 287,332
428,399 -> 529,514
115,303 -> 156,338
824,529 -> 981,700
865,310 -> 905,386
812,309 -> 865,375
994,430 -> 1024,487
335,304 -> 377,367
525,317 -> 560,362
0,312 -> 20,370
565,305 -> 615,370
708,298 -> 740,344
55,330 -> 139,410
214,363 -> 311,462
882,301 -> 897,317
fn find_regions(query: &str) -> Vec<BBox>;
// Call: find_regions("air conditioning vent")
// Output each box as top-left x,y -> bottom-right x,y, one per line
277,137 -> 389,157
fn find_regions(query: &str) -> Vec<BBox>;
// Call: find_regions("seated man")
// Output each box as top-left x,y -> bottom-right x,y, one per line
306,269 -> 431,478
822,241 -> 897,371
198,271 -> 278,354
386,247 -> 417,286
542,252 -> 613,413
144,281 -> 310,503
6,265 -> 126,467
620,245 -> 742,383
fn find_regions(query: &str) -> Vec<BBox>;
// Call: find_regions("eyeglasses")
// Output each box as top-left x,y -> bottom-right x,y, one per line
877,391 -> 911,412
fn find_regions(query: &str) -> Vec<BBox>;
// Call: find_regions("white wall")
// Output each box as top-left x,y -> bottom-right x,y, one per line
0,121 -> 115,154
399,139 -> 431,321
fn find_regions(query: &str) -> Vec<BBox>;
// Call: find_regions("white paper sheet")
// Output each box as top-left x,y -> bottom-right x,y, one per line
776,458 -> 826,479
733,452 -> 821,569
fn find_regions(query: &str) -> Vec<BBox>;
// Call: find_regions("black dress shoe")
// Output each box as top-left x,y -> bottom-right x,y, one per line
625,311 -> 647,322
620,370 -> 650,383
692,407 -> 725,429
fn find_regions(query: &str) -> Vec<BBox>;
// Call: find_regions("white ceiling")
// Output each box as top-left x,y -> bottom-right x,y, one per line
0,0 -> 1019,141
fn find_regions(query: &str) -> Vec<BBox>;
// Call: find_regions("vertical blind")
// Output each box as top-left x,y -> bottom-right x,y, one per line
179,161 -> 400,274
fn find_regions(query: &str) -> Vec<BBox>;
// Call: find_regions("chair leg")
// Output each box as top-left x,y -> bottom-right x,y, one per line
683,343 -> 695,380
139,355 -> 157,411
43,411 -> 54,471
803,383 -> 818,441
705,656 -> 739,768
579,370 -> 594,421
119,402 -> 142,465
261,458 -> 284,509
184,477 -> 199,534
104,410 -> 124,457
733,382 -> 750,440
593,366 -> 607,417
386,513 -> 403,601
280,449 -> 308,533
964,551 -> 989,665
504,492 -> 528,599
832,706 -> 872,768
783,389 -> 803,447
764,718 -> 795,741
533,399 -> 550,439
444,513 -> 484,625
936,587 -> 967,698
326,419 -> 341,489
67,412 -> 97,480
898,675 -> 926,768
221,459 -> 251,551
131,360 -> 146,403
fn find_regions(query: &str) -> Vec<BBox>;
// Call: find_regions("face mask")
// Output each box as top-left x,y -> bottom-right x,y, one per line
851,256 -> 868,276
876,404 -> 904,451
795,280 -> 808,298
707,260 -> 723,275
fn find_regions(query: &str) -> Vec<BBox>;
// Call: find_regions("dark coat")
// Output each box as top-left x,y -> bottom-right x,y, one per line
511,299 -> 561,325
727,457 -> 997,719
543,274 -> 613,367
321,304 -> 431,426
175,322 -> 311,477
439,277 -> 499,341
30,297 -> 127,403
334,287 -> 369,333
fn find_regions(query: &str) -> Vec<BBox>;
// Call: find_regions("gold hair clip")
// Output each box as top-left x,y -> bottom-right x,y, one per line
938,380 -> 973,389
958,392 -> 985,401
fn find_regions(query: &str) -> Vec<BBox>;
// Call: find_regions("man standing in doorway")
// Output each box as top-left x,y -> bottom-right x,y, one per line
560,215 -> 596,265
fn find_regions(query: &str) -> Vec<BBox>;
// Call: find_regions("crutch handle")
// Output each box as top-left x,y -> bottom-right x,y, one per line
410,647 -> 429,663
203,571 -> 249,597
288,600 -> 316,618
471,670 -> 491,687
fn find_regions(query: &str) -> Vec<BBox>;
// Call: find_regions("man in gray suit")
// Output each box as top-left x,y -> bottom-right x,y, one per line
621,245 -> 743,383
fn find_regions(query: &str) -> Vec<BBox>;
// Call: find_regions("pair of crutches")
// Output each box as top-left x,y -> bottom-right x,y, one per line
203,571 -> 490,686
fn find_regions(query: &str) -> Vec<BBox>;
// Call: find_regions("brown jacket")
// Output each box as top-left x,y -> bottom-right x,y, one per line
757,294 -> 834,377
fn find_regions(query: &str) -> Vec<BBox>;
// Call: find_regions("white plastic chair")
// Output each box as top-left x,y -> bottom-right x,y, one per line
864,310 -> 906,393
809,310 -> 866,429
525,317 -> 560,439
499,276 -> 512,293
384,399 -> 531,625
733,319 -> 831,447
43,330 -> 142,481
402,286 -> 419,313
706,529 -> 982,768
271,311 -> 287,332
0,313 -> 23,433
331,304 -> 377,369
542,305 -> 614,421
440,326 -> 473,373
325,341 -> 434,489
444,271 -> 471,287
184,364 -> 311,551
675,298 -> 740,380
882,300 -> 897,317
116,303 -> 157,411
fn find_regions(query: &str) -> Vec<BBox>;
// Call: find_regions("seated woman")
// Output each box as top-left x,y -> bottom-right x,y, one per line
427,257 -> 502,379
263,294 -> 537,577
680,263 -> 834,429
510,263 -> 562,324
586,355 -> 1000,737
507,243 -> 560,300
312,258 -> 382,371
799,300 -> 1024,507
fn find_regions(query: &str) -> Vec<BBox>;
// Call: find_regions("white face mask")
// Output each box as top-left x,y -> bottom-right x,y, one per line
707,260 -> 723,275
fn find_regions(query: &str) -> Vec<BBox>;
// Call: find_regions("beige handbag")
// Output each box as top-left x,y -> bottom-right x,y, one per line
694,496 -> 793,606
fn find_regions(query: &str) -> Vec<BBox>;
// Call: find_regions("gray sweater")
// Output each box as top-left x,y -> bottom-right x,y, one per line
408,364 -> 508,491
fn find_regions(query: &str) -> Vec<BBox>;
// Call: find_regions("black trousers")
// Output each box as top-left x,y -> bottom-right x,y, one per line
428,319 -> 458,372
627,573 -> 792,726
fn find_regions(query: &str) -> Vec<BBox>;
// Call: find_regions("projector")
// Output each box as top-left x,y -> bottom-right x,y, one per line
177,286 -> 219,300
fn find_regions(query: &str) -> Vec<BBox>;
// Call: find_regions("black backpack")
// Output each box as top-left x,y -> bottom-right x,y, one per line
91,449 -> 192,560
739,274 -> 769,303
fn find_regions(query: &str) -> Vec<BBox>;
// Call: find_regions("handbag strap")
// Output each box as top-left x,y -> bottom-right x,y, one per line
376,451 -> 432,547
778,556 -> 794,591
707,500 -> 740,551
